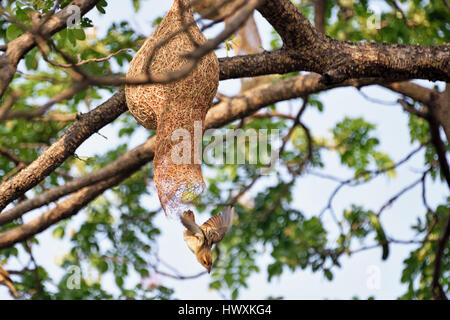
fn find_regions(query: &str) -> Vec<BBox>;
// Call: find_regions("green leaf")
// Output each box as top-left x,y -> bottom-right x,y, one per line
132,0 -> 140,12
97,260 -> 109,273
369,214 -> 389,260
96,0 -> 108,14
67,29 -> 77,46
72,28 -> 86,41
6,24 -> 23,42
115,276 -> 124,287
52,226 -> 65,239
15,6 -> 31,23
324,269 -> 333,281
25,50 -> 38,70
231,288 -> 239,300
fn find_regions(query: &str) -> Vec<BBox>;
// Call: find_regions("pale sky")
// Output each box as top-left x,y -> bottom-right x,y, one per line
0,0 -> 448,300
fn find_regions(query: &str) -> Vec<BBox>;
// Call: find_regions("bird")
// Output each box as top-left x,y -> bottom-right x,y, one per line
180,206 -> 234,273
0,265 -> 18,298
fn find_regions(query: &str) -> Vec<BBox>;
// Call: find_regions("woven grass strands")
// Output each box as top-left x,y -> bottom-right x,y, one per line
192,0 -> 238,20
193,0 -> 271,91
125,0 -> 219,218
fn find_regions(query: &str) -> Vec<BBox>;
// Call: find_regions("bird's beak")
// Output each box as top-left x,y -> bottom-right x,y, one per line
207,266 -> 211,274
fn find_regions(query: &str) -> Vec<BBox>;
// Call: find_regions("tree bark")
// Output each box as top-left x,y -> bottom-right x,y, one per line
0,0 -> 100,98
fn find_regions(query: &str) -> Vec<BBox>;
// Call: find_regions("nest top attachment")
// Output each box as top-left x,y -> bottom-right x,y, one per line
125,0 -> 220,218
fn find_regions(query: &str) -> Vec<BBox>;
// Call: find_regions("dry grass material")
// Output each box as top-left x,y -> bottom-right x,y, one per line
194,1 -> 272,91
193,0 -> 238,20
125,0 -> 219,218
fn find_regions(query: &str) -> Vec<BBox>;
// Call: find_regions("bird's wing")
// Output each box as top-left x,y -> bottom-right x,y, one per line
200,206 -> 234,244
183,231 -> 203,254
180,211 -> 204,253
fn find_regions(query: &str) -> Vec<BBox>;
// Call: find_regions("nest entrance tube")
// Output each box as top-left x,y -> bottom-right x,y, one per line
125,0 -> 220,218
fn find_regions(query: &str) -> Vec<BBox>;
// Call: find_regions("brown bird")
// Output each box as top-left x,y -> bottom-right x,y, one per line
0,265 -> 18,298
181,207 -> 234,273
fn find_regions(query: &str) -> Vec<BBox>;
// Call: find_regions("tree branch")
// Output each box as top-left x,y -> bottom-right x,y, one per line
2,83 -> 87,120
0,73 -> 395,244
0,71 -> 411,225
313,0 -> 326,34
428,107 -> 450,189
0,171 -> 132,249
0,0 -> 100,99
0,90 -> 127,212
218,0 -> 450,83
431,209 -> 450,300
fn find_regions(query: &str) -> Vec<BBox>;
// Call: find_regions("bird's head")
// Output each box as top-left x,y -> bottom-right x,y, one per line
196,247 -> 212,273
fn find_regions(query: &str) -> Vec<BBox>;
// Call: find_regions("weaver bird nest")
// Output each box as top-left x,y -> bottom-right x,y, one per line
125,0 -> 219,218
193,0 -> 239,20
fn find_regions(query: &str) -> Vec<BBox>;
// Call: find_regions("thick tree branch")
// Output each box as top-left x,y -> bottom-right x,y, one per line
0,0 -> 448,249
0,0 -> 100,99
0,68 -> 390,217
0,171 -> 132,249
384,82 -> 450,143
383,82 -> 438,106
0,75 -> 445,247
0,137 -> 156,226
436,84 -> 450,142
314,0 -> 326,34
428,107 -> 450,189
431,209 -> 450,300
31,0 -> 265,88
0,73 -> 394,242
219,0 -> 450,83
387,82 -> 450,188
0,90 -> 127,212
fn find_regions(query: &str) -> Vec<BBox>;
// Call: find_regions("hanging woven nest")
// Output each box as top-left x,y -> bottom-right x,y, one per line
125,0 -> 219,218
193,0 -> 238,20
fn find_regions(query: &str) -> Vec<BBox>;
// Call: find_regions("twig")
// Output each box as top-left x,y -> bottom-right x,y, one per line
40,48 -> 132,68
0,146 -> 23,166
357,88 -> 398,105
443,0 -> 450,11
0,90 -> 21,120
251,112 -> 297,121
3,83 -> 87,120
227,174 -> 262,205
317,143 -> 425,217
376,168 -> 431,217
313,0 -> 326,34
386,0 -> 410,26
398,98 -> 429,118
279,97 -> 309,154
428,106 -> 450,189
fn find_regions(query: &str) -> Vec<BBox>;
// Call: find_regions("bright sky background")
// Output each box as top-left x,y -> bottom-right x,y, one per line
1,0 -> 448,300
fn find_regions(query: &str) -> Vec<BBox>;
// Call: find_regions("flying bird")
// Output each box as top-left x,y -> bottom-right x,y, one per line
0,265 -> 18,298
181,206 -> 234,273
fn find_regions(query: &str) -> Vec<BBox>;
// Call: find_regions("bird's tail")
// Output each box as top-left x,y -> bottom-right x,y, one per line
222,206 -> 235,231
180,210 -> 203,235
